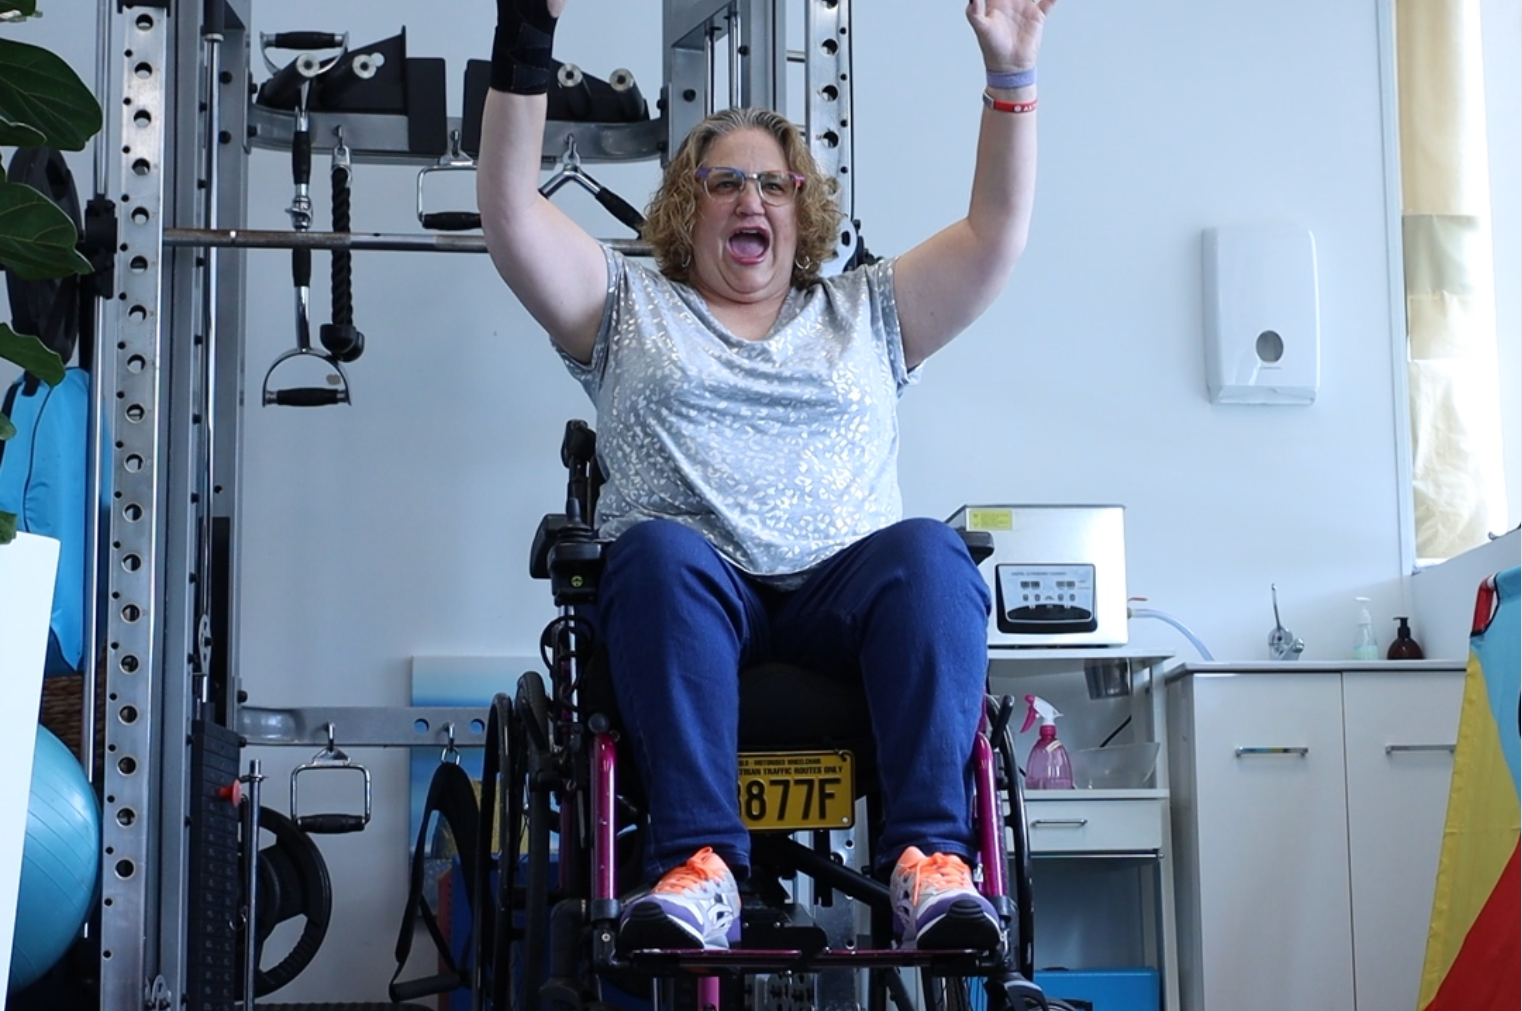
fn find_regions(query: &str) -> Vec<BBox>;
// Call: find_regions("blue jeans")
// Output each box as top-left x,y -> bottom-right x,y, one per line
594,517 -> 992,881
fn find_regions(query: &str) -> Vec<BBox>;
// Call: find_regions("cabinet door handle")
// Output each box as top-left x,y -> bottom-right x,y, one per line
1030,818 -> 1089,829
1385,744 -> 1456,755
1234,746 -> 1309,758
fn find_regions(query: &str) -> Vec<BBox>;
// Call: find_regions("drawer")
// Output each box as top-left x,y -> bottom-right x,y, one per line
1024,797 -> 1165,854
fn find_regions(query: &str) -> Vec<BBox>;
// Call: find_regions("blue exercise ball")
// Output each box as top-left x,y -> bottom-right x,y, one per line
8,725 -> 100,992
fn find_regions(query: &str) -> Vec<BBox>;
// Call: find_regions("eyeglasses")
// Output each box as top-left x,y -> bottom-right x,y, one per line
695,166 -> 805,206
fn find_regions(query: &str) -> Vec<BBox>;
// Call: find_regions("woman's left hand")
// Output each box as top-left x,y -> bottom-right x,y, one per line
966,0 -> 1056,74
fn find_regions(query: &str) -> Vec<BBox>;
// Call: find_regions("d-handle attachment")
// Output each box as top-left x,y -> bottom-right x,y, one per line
290,722 -> 372,834
417,130 -> 481,232
261,234 -> 353,406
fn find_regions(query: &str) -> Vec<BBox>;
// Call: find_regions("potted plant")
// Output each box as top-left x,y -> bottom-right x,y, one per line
0,0 -> 102,544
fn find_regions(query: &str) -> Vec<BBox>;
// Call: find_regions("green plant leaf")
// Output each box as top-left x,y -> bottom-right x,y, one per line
0,37 -> 102,151
0,110 -> 44,147
0,510 -> 15,545
0,322 -> 65,384
0,414 -> 14,441
0,2 -> 40,21
0,179 -> 90,279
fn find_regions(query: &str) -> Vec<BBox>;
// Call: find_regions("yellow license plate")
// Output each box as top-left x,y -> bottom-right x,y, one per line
737,750 -> 855,831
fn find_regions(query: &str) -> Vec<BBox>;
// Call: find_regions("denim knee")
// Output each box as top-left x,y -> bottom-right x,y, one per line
873,518 -> 991,612
602,519 -> 722,595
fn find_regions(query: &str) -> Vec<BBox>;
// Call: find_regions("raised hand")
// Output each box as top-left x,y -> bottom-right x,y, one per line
492,0 -> 566,94
966,0 -> 1056,74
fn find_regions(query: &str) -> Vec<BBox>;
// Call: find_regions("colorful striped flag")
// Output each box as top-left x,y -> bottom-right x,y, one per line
1417,565 -> 1520,1011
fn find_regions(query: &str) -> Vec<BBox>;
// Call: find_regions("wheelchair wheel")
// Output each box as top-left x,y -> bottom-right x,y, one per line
921,973 -> 974,1011
516,671 -> 556,1011
477,691 -> 533,1011
988,694 -> 1036,983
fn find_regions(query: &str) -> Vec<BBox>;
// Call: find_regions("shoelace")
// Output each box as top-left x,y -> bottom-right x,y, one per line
652,847 -> 726,895
907,852 -> 973,903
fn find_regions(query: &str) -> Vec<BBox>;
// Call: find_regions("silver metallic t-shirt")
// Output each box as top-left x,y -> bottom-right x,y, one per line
558,247 -> 918,583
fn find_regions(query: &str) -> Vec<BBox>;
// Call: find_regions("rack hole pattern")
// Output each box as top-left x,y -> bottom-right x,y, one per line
99,9 -> 168,1007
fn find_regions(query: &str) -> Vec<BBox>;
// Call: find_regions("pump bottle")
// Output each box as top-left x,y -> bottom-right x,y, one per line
1352,597 -> 1380,661
1020,695 -> 1073,790
1387,616 -> 1425,660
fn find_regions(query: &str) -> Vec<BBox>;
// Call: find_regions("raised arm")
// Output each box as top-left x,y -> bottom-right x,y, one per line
894,0 -> 1055,368
477,0 -> 608,363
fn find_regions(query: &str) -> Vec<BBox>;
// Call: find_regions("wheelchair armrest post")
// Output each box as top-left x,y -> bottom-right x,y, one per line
959,529 -> 996,566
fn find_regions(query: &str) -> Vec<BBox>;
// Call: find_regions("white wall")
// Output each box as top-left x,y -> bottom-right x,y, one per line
1481,0 -> 1520,533
8,0 -> 1512,1002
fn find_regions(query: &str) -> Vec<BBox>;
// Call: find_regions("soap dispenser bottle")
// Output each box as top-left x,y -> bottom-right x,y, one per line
1021,695 -> 1073,790
1387,616 -> 1425,660
1352,597 -> 1380,661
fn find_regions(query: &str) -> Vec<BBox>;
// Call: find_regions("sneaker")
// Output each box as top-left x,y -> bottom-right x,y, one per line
618,847 -> 742,951
890,846 -> 1003,951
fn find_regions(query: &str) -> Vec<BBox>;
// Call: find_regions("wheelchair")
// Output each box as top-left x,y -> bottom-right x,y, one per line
472,420 -> 1069,1011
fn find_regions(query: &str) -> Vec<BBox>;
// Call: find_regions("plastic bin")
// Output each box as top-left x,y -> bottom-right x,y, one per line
1032,968 -> 1160,1011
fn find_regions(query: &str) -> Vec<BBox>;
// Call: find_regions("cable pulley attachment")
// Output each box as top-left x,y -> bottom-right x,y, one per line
319,129 -> 364,362
289,722 -> 372,835
261,45 -> 353,407
538,134 -> 646,236
416,129 -> 481,232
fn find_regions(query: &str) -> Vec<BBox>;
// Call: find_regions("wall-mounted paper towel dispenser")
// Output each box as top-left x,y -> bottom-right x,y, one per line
1202,225 -> 1320,405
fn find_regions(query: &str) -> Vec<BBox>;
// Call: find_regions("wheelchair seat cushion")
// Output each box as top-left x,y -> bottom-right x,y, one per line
578,650 -> 877,777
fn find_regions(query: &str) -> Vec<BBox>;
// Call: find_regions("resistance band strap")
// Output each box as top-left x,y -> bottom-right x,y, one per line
491,2 -> 558,95
388,760 -> 482,1003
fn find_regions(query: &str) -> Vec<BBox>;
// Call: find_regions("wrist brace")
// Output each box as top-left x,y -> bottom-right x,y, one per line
492,1 -> 558,95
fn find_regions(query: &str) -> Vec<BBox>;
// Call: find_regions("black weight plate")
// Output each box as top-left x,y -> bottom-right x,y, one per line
5,147 -> 83,365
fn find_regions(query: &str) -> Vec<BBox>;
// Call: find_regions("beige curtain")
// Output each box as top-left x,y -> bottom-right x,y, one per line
1396,0 -> 1508,562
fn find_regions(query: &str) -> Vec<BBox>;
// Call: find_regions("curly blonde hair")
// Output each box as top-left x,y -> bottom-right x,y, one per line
642,107 -> 844,289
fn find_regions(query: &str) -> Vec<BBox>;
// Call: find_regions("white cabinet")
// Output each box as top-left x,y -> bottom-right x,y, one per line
1342,671 -> 1463,1011
1165,663 -> 1463,1011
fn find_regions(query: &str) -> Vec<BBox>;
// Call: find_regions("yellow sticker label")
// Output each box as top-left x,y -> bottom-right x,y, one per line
966,508 -> 1012,531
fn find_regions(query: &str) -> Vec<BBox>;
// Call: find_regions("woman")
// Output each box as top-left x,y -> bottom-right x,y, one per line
479,0 -> 1055,953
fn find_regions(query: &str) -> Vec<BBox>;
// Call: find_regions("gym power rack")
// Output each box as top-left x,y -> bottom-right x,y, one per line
87,2 -> 854,1008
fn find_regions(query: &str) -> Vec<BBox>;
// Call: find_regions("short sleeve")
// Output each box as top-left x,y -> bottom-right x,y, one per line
855,256 -> 920,392
554,244 -> 622,396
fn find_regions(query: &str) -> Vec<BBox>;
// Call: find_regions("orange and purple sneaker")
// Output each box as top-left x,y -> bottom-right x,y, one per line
618,847 -> 743,951
890,846 -> 1003,951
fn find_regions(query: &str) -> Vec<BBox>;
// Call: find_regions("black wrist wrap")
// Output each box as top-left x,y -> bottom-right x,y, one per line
491,5 -> 558,95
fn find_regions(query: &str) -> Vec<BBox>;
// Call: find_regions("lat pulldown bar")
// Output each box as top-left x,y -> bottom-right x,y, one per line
163,226 -> 650,256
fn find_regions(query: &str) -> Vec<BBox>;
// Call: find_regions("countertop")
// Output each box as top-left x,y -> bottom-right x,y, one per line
1163,658 -> 1466,683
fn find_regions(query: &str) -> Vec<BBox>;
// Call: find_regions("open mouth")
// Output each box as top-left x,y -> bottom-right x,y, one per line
727,228 -> 771,262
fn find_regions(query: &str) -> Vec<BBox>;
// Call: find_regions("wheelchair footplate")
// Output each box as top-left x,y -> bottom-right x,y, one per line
621,945 -> 1005,974
614,749 -> 1002,974
736,750 -> 854,832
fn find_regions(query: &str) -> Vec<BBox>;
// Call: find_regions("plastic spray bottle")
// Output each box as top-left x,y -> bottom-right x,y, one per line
1352,597 -> 1380,661
1021,695 -> 1073,790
